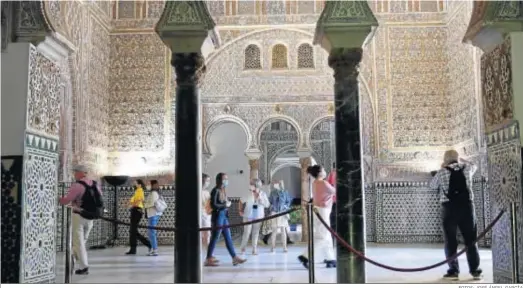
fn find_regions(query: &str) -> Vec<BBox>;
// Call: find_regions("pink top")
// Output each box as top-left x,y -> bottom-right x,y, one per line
313,179 -> 335,208
326,171 -> 337,203
59,177 -> 102,211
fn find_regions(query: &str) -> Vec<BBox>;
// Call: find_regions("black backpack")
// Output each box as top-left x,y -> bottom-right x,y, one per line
78,181 -> 104,220
445,166 -> 470,203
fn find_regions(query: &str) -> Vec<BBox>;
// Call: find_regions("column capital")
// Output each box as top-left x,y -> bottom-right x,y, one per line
155,1 -> 216,56
171,53 -> 206,86
314,1 -> 378,52
328,48 -> 363,82
12,1 -> 54,46
245,149 -> 263,160
463,1 -> 523,53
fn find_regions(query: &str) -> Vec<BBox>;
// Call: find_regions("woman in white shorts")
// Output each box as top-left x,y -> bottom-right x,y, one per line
201,173 -> 212,247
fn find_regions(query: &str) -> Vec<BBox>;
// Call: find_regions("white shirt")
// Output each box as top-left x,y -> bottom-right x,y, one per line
241,190 -> 270,220
144,190 -> 162,218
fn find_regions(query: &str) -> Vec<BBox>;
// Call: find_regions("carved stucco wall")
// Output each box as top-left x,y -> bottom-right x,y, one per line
39,0 -> 483,183
99,0 -> 481,184
107,33 -> 174,177
445,1 -> 485,172
371,1 -> 482,181
44,1 -> 112,178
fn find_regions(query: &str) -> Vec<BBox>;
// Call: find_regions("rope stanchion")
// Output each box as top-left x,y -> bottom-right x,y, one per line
306,199 -> 315,284
313,208 -> 505,272
64,206 -> 73,283
63,206 -> 298,232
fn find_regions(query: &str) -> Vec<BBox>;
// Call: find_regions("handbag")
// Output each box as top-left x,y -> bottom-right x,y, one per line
154,195 -> 168,213
204,199 -> 213,215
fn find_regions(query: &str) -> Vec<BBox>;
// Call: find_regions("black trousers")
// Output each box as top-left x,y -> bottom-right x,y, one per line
442,201 -> 480,273
129,207 -> 151,251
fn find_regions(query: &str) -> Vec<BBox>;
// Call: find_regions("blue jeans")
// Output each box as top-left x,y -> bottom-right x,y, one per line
148,215 -> 160,250
206,210 -> 236,259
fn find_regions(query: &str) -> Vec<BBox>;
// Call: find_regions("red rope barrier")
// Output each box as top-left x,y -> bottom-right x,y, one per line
66,206 -> 298,232
314,208 -> 505,272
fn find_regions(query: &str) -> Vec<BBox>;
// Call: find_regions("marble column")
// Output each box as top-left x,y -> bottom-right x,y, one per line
171,53 -> 205,283
329,48 -> 366,283
248,158 -> 260,179
245,150 -> 262,180
299,155 -> 312,242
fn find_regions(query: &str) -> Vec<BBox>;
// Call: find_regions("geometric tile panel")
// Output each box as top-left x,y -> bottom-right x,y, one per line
115,186 -> 176,246
491,201 -> 513,283
376,182 -> 443,243
21,133 -> 59,284
487,122 -> 521,208
375,178 -> 489,244
486,121 -> 522,283
365,185 -> 376,242
1,156 -> 24,283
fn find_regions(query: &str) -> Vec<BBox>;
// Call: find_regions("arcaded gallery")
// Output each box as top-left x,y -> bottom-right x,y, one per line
1,0 -> 523,285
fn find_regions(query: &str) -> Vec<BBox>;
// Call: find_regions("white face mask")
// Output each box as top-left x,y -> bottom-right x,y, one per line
319,170 -> 327,179
273,184 -> 280,190
146,185 -> 151,190
203,181 -> 210,189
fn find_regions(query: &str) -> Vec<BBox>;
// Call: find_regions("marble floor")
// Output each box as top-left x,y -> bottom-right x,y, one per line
56,243 -> 493,284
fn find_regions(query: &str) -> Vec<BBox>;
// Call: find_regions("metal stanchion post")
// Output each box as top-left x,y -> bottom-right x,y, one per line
306,172 -> 315,284
510,202 -> 519,283
307,200 -> 315,283
64,207 -> 73,283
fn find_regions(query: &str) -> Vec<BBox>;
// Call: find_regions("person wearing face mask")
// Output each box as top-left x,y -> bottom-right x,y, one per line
201,173 -> 212,248
268,180 -> 292,253
239,178 -> 270,255
298,165 -> 336,269
205,173 -> 246,267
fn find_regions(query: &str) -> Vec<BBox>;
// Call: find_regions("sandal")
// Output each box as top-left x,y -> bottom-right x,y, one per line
204,259 -> 220,267
232,257 -> 247,266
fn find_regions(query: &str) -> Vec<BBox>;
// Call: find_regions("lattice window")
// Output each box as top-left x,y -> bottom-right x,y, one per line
244,44 -> 262,70
297,43 -> 314,69
271,44 -> 288,69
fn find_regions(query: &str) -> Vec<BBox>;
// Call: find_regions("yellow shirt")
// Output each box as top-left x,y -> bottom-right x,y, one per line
130,187 -> 145,209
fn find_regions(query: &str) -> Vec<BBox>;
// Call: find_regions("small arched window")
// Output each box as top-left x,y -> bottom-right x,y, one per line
297,43 -> 314,69
271,44 -> 288,69
244,44 -> 262,70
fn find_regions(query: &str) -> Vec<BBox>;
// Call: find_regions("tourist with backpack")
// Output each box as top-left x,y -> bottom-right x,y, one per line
144,180 -> 167,256
59,164 -> 104,276
430,150 -> 482,280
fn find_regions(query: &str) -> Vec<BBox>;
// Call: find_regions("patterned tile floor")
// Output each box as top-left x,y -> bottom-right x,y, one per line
56,243 -> 493,283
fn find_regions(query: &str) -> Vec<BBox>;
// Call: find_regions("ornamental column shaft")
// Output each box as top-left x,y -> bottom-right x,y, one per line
314,1 -> 377,283
299,156 -> 312,242
248,159 -> 260,179
155,2 -> 216,283
171,53 -> 205,283
245,150 -> 263,180
329,48 -> 365,283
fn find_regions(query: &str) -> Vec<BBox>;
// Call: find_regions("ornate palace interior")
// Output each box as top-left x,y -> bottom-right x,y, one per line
1,0 -> 522,284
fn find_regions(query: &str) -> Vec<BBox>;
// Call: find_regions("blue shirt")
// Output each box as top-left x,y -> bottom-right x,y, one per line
269,189 -> 292,213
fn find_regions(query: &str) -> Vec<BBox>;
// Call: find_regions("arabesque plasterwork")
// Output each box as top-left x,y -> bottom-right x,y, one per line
5,0 -> 482,180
